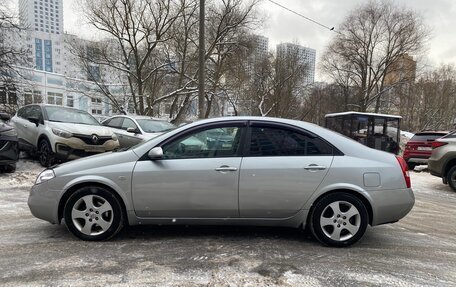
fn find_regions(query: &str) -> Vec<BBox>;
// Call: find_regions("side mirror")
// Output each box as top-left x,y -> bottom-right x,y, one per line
0,112 -> 11,121
27,116 -> 40,127
148,147 -> 163,160
127,127 -> 139,134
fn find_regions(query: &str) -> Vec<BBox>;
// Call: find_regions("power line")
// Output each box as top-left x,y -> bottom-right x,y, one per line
267,0 -> 337,33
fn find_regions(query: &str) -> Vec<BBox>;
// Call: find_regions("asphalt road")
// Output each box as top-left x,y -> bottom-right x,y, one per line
0,168 -> 455,286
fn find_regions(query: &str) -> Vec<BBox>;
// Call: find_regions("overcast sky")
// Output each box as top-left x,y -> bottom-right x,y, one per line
56,0 -> 456,79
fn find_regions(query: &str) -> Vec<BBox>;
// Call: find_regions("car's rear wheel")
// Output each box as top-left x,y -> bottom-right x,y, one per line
446,166 -> 456,192
63,186 -> 124,241
38,139 -> 54,167
310,192 -> 368,247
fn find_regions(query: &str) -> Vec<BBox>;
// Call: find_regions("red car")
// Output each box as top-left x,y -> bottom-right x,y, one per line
403,131 -> 449,170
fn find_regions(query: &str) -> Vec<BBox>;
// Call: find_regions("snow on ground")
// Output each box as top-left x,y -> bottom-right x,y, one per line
0,157 -> 43,189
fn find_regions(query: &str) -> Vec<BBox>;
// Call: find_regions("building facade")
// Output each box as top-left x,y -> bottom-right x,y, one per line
276,43 -> 316,86
0,0 -> 128,116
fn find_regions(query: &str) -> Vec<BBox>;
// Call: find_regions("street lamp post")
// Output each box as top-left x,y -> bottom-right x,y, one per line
198,0 -> 205,119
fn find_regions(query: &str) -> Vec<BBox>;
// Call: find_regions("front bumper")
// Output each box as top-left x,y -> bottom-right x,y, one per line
53,137 -> 119,161
28,182 -> 61,224
370,187 -> 415,226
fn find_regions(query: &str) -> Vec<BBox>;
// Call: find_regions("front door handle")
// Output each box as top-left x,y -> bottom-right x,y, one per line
304,164 -> 326,171
215,165 -> 238,172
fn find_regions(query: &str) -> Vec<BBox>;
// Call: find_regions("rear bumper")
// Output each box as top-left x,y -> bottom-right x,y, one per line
370,188 -> 415,226
428,159 -> 442,178
406,157 -> 429,164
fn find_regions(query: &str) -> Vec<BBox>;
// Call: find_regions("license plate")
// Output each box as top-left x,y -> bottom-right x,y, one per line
84,145 -> 106,152
417,146 -> 432,151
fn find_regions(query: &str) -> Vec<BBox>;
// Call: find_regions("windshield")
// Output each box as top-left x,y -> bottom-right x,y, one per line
45,106 -> 100,126
136,119 -> 176,133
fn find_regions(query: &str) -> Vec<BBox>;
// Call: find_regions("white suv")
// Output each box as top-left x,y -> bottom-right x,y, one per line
12,104 -> 119,166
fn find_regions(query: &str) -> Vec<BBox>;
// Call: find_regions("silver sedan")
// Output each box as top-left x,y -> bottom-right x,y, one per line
28,117 -> 414,247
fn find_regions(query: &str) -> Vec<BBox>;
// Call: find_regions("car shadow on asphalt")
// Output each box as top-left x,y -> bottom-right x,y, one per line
118,225 -> 316,243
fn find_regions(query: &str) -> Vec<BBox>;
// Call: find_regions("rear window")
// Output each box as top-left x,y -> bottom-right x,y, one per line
410,133 -> 447,141
442,131 -> 456,139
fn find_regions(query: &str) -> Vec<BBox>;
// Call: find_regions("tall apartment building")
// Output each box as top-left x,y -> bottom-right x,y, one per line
276,43 -> 316,86
19,0 -> 64,73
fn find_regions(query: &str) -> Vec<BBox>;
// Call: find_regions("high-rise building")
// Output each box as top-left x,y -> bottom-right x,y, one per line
4,0 -> 128,116
384,54 -> 417,86
276,43 -> 316,86
19,0 -> 64,73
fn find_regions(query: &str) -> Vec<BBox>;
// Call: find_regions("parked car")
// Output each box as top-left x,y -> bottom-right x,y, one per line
28,117 -> 414,247
403,131 -> 448,170
102,115 -> 176,148
428,131 -> 456,191
11,104 -> 120,167
0,112 -> 19,173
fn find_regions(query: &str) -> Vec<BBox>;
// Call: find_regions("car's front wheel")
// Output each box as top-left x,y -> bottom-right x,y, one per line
63,186 -> 124,241
310,192 -> 368,247
38,139 -> 54,167
446,166 -> 456,192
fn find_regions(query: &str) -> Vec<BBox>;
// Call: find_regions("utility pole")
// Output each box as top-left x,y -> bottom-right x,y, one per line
198,0 -> 205,119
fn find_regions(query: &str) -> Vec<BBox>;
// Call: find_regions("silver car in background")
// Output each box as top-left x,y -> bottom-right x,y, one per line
28,117 -> 414,247
102,115 -> 176,148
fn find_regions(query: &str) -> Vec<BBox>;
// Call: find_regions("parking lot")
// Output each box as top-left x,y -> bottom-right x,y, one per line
0,160 -> 455,286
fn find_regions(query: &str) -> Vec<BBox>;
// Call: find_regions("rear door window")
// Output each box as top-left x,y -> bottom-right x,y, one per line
249,126 -> 333,156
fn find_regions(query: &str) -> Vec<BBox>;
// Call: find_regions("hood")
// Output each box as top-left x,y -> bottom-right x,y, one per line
53,149 -> 139,176
47,121 -> 114,137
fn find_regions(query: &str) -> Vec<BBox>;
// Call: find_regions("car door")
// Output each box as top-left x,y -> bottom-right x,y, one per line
12,105 -> 42,149
239,122 -> 334,218
120,118 -> 143,147
103,117 -> 128,147
132,122 -> 246,218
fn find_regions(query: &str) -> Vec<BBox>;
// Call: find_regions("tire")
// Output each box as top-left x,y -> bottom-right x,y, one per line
38,139 -> 54,167
63,186 -> 124,241
407,162 -> 416,171
4,163 -> 16,173
447,166 -> 456,192
310,192 -> 369,247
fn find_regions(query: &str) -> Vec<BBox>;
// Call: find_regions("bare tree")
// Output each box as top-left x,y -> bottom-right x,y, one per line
321,0 -> 427,112
0,1 -> 30,113
81,0 -> 185,115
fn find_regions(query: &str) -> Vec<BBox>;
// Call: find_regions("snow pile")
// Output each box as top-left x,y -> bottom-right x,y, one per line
0,159 -> 44,189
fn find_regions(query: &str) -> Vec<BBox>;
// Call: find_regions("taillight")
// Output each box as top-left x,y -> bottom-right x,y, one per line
432,141 -> 448,149
395,156 -> 411,188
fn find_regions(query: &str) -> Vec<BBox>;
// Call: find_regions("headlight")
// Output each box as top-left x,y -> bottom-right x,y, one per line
112,133 -> 118,141
35,169 -> 55,185
52,128 -> 73,138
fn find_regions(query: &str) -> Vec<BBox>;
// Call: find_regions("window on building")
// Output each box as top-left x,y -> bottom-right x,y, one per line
0,87 -> 6,104
67,96 -> 74,107
47,92 -> 63,105
24,92 -> 33,105
92,109 -> 102,115
33,91 -> 43,103
92,97 -> 102,104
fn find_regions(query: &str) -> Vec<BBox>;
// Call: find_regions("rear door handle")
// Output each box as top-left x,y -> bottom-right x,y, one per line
215,166 -> 238,172
304,164 -> 326,171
